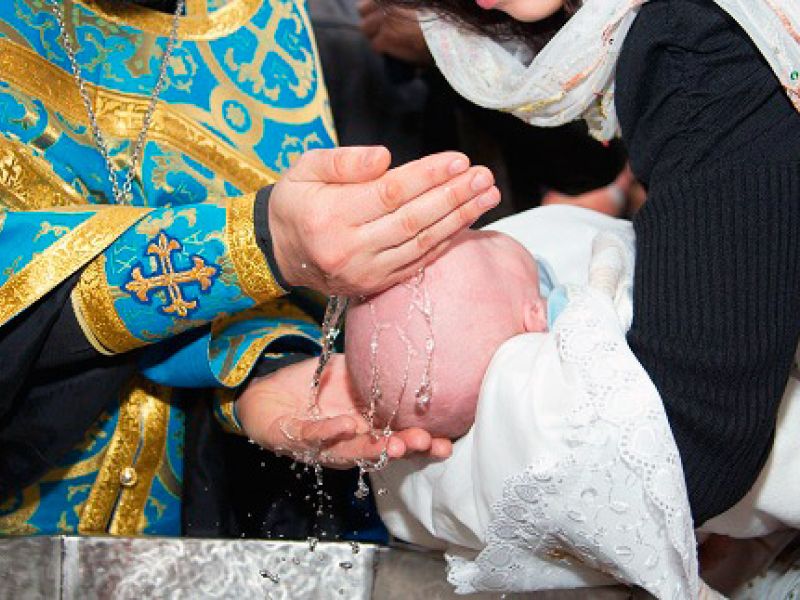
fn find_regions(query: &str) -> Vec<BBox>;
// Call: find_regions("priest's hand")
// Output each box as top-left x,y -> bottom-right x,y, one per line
268,146 -> 499,296
236,354 -> 453,468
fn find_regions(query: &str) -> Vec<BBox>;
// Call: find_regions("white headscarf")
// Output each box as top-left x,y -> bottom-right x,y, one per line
421,0 -> 800,140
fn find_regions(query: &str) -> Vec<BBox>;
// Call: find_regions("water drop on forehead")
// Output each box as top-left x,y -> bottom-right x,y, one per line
415,382 -> 432,410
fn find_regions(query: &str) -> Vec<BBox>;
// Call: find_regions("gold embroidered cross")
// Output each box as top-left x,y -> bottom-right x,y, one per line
125,232 -> 218,318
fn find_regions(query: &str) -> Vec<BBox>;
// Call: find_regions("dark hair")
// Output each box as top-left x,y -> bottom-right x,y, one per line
127,0 -> 179,13
380,0 -> 581,51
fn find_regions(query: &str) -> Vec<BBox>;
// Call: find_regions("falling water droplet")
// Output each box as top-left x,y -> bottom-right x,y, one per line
354,469 -> 370,499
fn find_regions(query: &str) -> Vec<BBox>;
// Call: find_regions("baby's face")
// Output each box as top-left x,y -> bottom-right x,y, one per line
474,0 -> 564,23
345,230 -> 546,439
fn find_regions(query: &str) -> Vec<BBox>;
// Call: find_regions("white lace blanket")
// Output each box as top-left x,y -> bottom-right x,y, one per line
446,231 -> 697,599
375,222 -> 698,598
374,207 -> 800,599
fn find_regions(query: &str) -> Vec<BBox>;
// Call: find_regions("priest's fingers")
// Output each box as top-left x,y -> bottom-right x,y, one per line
392,430 -> 452,459
286,146 -> 391,185
428,438 -> 453,459
352,170 -> 497,295
268,415 -> 358,457
296,415 -> 359,446
318,434 -> 406,469
354,152 -> 472,222
368,185 -> 500,286
364,166 -> 496,248
391,428 -> 433,454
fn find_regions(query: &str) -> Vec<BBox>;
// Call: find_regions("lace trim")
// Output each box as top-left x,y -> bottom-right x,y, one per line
447,233 -> 698,599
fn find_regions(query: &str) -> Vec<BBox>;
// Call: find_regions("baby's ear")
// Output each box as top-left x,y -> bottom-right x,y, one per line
522,297 -> 547,333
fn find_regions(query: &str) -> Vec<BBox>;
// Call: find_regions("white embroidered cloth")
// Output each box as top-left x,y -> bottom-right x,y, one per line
420,0 -> 800,140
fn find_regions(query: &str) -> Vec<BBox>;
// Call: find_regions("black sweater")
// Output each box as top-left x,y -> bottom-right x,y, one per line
616,0 -> 800,525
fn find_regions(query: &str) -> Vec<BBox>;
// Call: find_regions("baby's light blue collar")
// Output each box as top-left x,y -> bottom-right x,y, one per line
535,257 -> 567,329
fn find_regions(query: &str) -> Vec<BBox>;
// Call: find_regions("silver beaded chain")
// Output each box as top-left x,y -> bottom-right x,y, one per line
47,0 -> 186,205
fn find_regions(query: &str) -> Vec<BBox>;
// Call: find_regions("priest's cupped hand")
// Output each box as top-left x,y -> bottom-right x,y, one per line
268,146 -> 500,296
236,354 -> 453,468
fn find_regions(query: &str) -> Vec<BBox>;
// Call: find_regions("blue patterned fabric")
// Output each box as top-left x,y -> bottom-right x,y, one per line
0,0 -> 333,535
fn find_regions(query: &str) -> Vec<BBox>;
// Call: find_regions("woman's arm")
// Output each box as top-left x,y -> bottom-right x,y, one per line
617,0 -> 800,525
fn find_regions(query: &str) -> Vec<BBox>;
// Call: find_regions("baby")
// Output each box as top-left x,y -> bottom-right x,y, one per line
345,229 -> 559,439
347,208 -> 800,599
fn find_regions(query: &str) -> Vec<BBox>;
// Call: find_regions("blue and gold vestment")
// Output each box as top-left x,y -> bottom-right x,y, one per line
0,0 -> 336,535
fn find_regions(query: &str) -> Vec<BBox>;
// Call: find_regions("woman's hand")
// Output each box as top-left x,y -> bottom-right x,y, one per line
236,355 -> 453,468
268,146 -> 499,296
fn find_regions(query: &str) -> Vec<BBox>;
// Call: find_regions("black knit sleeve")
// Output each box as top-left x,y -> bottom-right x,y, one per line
616,0 -> 800,525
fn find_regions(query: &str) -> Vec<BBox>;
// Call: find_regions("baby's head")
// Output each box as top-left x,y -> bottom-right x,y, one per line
345,230 -> 547,439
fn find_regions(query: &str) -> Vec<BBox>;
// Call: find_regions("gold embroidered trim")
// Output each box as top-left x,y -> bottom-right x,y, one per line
73,253 -> 146,355
0,485 -> 40,535
0,39 -> 278,193
78,379 -> 143,534
226,194 -> 285,303
0,136 -> 86,210
0,206 -> 150,327
215,323 -> 320,387
214,388 -> 243,434
215,299 -> 317,329
71,288 -> 115,356
75,0 -> 261,41
79,378 -> 171,534
40,444 -> 108,483
110,380 -> 171,535
187,0 -> 210,18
